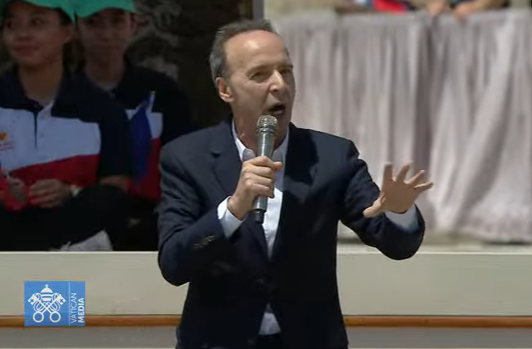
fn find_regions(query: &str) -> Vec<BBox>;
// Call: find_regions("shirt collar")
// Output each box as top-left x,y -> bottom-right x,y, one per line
231,121 -> 289,163
0,67 -> 77,114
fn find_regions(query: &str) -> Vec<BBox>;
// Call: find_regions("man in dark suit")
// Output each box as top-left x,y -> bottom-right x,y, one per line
158,18 -> 433,349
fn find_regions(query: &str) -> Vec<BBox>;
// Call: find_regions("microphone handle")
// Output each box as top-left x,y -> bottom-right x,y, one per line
252,129 -> 275,223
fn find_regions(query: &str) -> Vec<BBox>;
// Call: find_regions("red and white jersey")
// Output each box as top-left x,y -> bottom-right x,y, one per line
0,69 -> 131,188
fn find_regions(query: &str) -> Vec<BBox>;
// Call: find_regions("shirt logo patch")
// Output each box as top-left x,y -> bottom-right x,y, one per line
0,131 -> 14,151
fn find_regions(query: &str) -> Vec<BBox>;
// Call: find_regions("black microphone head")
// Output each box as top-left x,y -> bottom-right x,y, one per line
256,114 -> 278,134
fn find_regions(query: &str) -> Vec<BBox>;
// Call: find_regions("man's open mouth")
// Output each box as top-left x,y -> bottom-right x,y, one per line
267,103 -> 286,117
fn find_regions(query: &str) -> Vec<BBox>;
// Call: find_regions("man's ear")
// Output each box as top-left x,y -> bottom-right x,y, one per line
216,77 -> 233,103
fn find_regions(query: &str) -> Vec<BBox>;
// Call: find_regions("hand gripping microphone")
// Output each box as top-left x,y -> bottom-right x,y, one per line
252,115 -> 278,223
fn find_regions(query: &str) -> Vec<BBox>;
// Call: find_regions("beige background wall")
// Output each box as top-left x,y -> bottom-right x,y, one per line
1,249 -> 532,317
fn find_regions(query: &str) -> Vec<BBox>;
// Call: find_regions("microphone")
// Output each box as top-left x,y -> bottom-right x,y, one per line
252,115 -> 278,223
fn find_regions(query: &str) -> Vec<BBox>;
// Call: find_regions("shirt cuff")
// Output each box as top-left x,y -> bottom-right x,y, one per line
217,197 -> 244,238
384,205 -> 419,232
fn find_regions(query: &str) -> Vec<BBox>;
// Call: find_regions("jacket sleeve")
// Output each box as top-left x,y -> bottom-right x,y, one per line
157,145 -> 233,286
339,141 -> 425,260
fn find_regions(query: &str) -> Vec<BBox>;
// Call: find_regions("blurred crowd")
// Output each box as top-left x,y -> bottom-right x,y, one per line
334,0 -> 508,17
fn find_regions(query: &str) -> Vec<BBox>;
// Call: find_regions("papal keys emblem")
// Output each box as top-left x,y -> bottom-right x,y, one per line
27,284 -> 66,323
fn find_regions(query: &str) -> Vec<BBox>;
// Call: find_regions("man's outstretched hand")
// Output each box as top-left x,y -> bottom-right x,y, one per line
363,162 -> 433,218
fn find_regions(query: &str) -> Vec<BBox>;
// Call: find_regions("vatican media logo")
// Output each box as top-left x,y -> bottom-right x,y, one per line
24,281 -> 85,327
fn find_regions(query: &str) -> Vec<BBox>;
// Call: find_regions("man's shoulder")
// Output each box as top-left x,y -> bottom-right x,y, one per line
294,126 -> 353,150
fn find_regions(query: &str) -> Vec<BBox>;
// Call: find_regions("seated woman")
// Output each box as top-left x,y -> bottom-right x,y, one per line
74,0 -> 196,251
0,0 -> 132,251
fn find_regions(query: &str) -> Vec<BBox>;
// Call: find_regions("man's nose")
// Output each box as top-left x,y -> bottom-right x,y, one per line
269,70 -> 287,91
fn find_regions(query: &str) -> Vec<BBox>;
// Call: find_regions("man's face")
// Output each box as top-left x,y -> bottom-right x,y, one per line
77,9 -> 136,65
217,30 -> 296,145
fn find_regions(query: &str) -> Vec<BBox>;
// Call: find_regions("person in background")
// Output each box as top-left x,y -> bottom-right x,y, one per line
334,0 -> 506,16
334,0 -> 415,14
0,0 -> 131,251
74,0 -> 195,251
425,0 -> 508,18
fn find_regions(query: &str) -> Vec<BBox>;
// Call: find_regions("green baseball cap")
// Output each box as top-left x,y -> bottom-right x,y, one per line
74,0 -> 135,18
0,0 -> 76,22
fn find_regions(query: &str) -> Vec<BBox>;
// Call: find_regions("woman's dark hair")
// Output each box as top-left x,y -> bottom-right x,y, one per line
0,7 -> 80,72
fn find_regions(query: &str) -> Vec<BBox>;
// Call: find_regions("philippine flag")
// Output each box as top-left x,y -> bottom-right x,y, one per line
129,91 -> 155,182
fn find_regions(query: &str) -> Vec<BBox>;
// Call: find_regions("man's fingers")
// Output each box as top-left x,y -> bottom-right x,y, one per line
246,165 -> 275,178
382,163 -> 394,185
248,156 -> 276,168
244,158 -> 282,175
395,162 -> 411,183
247,174 -> 273,188
363,206 -> 379,218
363,201 -> 383,218
415,182 -> 434,192
250,184 -> 274,199
406,170 -> 426,186
243,174 -> 275,198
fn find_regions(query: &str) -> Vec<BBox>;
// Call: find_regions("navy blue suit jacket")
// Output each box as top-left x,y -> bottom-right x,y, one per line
158,119 -> 425,349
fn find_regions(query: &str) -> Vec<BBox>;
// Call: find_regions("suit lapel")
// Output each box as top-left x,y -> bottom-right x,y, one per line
211,119 -> 269,258
272,124 -> 319,260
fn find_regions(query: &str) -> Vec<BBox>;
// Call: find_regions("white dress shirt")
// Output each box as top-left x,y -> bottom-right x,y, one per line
217,123 -> 419,335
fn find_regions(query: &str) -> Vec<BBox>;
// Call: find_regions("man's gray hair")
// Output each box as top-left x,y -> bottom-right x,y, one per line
209,19 -> 279,84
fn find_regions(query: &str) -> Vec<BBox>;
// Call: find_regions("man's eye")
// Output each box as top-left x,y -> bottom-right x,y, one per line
252,72 -> 268,80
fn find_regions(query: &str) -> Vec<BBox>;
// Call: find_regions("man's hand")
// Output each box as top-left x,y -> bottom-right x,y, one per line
227,156 -> 283,220
363,162 -> 433,218
29,179 -> 72,209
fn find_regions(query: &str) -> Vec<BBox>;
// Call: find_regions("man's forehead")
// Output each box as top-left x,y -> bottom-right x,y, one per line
225,30 -> 290,68
227,30 -> 282,47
